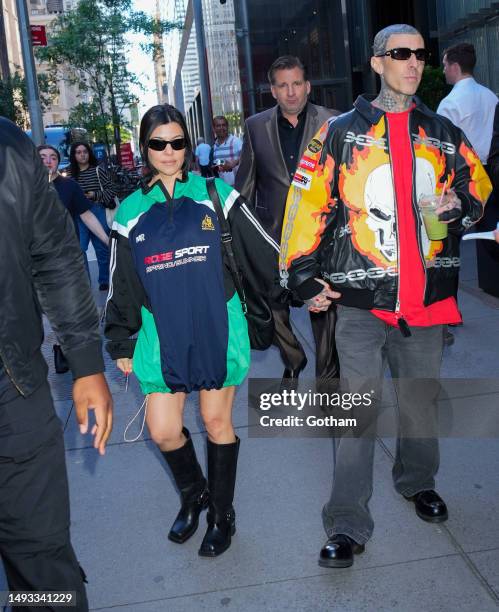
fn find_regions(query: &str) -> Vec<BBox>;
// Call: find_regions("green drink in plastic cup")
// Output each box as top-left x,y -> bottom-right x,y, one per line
418,194 -> 448,240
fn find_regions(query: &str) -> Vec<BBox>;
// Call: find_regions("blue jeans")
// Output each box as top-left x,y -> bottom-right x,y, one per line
79,203 -> 110,285
322,305 -> 444,544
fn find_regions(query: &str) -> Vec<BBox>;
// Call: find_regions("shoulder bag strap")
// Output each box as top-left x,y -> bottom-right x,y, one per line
206,178 -> 247,313
95,165 -> 103,191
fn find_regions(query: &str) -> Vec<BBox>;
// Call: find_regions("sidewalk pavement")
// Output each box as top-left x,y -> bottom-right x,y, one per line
1,240 -> 499,611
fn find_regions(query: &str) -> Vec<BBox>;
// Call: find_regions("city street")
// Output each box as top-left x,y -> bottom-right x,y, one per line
1,239 -> 499,611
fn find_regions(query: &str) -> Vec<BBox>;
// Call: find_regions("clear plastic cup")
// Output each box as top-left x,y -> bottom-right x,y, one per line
418,194 -> 448,240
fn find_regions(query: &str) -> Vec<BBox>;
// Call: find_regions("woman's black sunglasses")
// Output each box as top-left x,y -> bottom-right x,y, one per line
148,138 -> 187,151
376,48 -> 429,62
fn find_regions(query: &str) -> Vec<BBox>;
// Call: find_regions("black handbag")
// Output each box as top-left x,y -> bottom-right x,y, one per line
206,178 -> 274,350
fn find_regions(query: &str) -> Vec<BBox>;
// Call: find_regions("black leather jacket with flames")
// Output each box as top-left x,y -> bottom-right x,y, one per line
280,95 -> 492,311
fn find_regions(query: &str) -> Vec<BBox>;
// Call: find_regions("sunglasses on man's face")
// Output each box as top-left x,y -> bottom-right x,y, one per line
148,137 -> 187,151
376,48 -> 429,62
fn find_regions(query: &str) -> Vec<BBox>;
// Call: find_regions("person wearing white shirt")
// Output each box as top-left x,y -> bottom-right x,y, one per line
211,116 -> 242,186
437,42 -> 498,164
194,137 -> 212,177
438,44 -> 499,298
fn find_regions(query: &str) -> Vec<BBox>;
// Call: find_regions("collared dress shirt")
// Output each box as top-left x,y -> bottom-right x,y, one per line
437,77 -> 498,163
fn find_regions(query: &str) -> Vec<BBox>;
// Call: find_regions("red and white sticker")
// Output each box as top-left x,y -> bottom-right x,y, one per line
299,155 -> 317,172
292,171 -> 312,191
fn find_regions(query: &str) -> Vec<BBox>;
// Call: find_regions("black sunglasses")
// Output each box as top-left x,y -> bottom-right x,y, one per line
376,48 -> 429,62
148,137 -> 187,151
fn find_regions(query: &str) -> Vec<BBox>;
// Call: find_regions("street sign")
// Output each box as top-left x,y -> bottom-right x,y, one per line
120,142 -> 135,169
93,143 -> 107,162
30,25 -> 47,47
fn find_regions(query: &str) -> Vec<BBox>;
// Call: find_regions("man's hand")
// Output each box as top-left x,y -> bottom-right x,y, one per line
436,190 -> 462,223
306,278 -> 341,312
73,373 -> 113,456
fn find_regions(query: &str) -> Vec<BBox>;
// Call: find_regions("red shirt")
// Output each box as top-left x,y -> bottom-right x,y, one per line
371,108 -> 462,327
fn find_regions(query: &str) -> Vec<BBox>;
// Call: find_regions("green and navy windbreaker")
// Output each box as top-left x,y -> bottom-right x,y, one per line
105,173 -> 279,394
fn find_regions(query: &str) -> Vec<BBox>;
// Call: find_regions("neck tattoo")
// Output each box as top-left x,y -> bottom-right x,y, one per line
372,80 -> 413,113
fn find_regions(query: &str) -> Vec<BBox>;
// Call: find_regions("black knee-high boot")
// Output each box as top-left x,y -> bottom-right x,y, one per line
198,436 -> 240,557
161,428 -> 209,543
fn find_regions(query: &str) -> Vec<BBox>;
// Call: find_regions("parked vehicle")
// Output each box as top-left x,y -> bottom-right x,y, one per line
25,125 -> 87,170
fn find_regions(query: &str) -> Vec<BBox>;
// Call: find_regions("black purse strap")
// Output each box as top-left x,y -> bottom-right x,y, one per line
206,178 -> 247,313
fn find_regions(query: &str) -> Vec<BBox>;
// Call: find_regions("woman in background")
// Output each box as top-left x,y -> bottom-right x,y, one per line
68,142 -> 115,290
39,144 -> 109,374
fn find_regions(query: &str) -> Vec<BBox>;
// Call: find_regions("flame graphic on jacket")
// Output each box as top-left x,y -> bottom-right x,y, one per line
459,141 -> 490,206
281,120 -> 335,270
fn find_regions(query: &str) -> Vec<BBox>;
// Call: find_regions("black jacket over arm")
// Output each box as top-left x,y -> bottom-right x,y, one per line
0,118 -> 104,396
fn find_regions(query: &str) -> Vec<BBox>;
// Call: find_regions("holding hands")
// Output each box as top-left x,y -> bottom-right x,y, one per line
306,278 -> 341,313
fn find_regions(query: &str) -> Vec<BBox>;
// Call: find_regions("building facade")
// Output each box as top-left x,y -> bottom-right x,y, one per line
161,0 -> 498,140
160,0 -> 242,143
436,0 -> 499,94
29,0 -> 82,125
153,0 -> 167,104
203,0 -> 242,126
1,0 -> 23,78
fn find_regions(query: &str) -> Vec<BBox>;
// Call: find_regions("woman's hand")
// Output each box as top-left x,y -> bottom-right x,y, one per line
117,358 -> 133,374
85,191 -> 96,201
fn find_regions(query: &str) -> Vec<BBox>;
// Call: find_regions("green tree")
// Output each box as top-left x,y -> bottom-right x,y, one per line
418,65 -> 449,111
37,0 -> 179,161
0,71 -> 58,129
66,99 -> 132,145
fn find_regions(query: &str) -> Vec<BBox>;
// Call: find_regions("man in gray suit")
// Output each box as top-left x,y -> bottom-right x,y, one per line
235,55 -> 340,387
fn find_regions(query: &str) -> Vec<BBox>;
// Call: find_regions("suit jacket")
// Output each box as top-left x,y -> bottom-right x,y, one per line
235,102 -> 339,242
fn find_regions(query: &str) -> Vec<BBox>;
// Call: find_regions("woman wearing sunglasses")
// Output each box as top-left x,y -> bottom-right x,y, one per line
105,104 -> 278,558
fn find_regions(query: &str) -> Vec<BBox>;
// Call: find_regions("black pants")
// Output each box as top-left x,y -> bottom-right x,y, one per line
0,382 -> 88,612
272,302 -> 339,380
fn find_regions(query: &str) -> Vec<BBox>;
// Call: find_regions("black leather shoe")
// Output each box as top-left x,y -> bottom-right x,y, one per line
280,357 -> 307,391
198,509 -> 236,557
168,487 -> 209,543
405,490 -> 448,523
318,534 -> 365,568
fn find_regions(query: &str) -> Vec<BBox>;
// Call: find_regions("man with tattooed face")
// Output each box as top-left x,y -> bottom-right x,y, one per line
280,25 -> 492,568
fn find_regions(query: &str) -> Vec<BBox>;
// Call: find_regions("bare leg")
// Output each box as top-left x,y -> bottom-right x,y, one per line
199,386 -> 236,443
146,392 -> 187,451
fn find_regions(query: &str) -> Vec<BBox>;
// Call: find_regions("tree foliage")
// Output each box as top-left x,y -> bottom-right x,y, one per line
36,0 -> 179,158
0,71 -> 58,129
418,65 -> 449,111
67,99 -> 131,144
